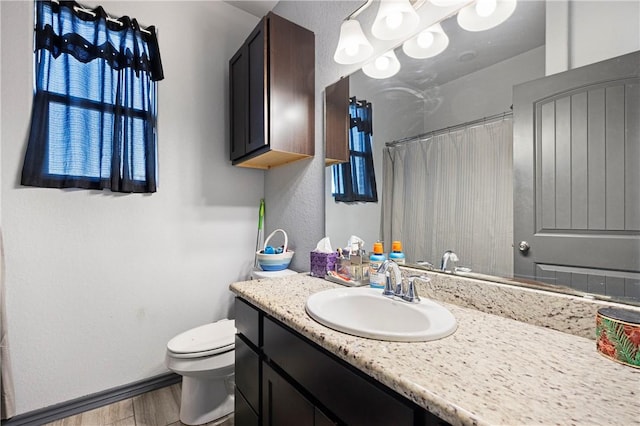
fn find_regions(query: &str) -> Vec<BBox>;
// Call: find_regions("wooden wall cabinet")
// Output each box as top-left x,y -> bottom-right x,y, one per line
324,77 -> 350,166
229,13 -> 315,169
234,297 -> 449,426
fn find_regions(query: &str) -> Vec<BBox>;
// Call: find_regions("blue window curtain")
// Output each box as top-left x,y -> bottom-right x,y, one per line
21,0 -> 164,193
332,97 -> 378,203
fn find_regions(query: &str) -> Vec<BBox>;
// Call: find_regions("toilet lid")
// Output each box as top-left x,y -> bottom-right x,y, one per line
167,319 -> 235,358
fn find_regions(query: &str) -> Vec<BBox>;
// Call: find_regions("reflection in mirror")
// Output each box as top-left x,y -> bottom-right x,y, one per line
325,0 -> 640,305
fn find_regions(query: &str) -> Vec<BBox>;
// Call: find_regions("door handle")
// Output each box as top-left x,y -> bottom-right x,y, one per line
518,241 -> 530,253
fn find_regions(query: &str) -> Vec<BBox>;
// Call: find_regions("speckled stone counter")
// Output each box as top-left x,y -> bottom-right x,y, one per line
230,274 -> 640,426
399,266 -> 640,340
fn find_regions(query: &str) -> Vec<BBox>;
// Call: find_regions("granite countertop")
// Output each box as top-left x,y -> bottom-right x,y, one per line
230,274 -> 640,426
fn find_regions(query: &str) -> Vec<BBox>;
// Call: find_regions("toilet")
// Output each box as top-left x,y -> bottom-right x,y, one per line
165,319 -> 236,425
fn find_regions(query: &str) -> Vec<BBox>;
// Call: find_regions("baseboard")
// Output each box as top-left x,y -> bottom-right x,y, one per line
1,372 -> 181,426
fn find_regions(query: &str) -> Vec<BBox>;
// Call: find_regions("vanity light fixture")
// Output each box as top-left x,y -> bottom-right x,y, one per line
402,23 -> 449,59
429,0 -> 470,6
371,0 -> 420,41
457,0 -> 517,31
362,50 -> 401,79
334,19 -> 375,64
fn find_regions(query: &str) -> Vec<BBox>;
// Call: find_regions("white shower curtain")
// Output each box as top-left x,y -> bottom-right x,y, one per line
1,228 -> 16,419
382,117 -> 513,277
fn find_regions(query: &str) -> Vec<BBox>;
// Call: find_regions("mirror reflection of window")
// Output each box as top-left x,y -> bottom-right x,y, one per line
332,98 -> 378,203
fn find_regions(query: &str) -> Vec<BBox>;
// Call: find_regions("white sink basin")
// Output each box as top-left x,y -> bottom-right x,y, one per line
305,287 -> 457,342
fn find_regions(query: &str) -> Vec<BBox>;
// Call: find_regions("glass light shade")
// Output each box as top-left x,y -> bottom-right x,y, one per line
457,0 -> 517,31
429,0 -> 469,6
371,0 -> 420,41
362,50 -> 401,79
402,23 -> 449,59
334,19 -> 374,64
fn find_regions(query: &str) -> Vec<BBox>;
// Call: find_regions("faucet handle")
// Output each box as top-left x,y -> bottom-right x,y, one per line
382,271 -> 395,297
402,278 -> 420,303
395,281 -> 404,296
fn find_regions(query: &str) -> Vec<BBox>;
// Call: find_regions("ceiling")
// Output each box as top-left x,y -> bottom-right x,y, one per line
223,0 -> 279,18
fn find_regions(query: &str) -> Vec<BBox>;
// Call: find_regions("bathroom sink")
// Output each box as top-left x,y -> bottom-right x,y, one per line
305,287 -> 457,342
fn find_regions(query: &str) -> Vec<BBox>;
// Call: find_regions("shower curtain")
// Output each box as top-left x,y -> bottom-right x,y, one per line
382,117 -> 513,277
1,228 -> 15,419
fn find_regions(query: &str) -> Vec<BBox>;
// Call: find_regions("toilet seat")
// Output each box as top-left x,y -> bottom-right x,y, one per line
167,319 -> 236,359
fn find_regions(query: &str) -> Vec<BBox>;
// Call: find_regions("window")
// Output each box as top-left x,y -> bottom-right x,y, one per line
332,98 -> 378,202
21,0 -> 164,193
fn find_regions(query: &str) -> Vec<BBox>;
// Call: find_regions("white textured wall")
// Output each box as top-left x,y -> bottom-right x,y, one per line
570,0 -> 640,68
545,0 -> 570,76
546,0 -> 640,74
1,1 -> 261,415
422,46 -> 545,132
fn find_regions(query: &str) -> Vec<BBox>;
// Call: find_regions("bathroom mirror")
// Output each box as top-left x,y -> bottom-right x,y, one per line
324,0 -> 640,305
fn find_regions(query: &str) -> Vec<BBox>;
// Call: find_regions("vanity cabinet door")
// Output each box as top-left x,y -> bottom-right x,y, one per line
262,361 -> 315,426
229,44 -> 248,161
315,408 -> 338,426
229,19 -> 266,162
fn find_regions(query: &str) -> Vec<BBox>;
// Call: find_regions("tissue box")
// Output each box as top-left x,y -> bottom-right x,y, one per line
310,251 -> 338,278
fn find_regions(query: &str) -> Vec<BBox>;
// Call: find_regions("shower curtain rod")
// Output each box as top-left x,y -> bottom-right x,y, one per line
385,109 -> 513,147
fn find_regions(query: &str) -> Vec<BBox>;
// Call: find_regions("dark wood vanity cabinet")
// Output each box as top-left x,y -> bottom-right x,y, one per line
229,12 -> 315,169
234,297 -> 449,426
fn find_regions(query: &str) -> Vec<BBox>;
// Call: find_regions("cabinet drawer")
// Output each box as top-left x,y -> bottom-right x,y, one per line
263,317 -> 415,426
235,335 -> 260,415
235,297 -> 261,348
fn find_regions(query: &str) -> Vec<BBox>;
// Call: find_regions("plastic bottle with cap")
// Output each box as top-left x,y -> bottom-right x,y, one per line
389,240 -> 406,265
369,242 -> 387,288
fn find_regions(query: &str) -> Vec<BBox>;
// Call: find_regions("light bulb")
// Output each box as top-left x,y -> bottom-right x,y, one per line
363,50 -> 400,79
385,11 -> 403,30
417,30 -> 435,48
476,0 -> 497,17
375,55 -> 390,70
345,44 -> 359,57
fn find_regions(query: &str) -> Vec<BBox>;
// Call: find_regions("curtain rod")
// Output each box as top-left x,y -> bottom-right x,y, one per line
49,0 -> 152,35
385,110 -> 513,147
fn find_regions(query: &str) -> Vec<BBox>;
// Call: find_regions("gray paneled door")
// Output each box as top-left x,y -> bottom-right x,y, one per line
513,51 -> 640,300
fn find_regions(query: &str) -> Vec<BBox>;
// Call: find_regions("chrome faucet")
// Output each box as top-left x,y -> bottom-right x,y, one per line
376,260 -> 422,303
377,260 -> 402,296
440,250 -> 459,272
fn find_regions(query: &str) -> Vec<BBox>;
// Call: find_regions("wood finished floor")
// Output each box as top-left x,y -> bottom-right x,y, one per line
44,384 -> 234,426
